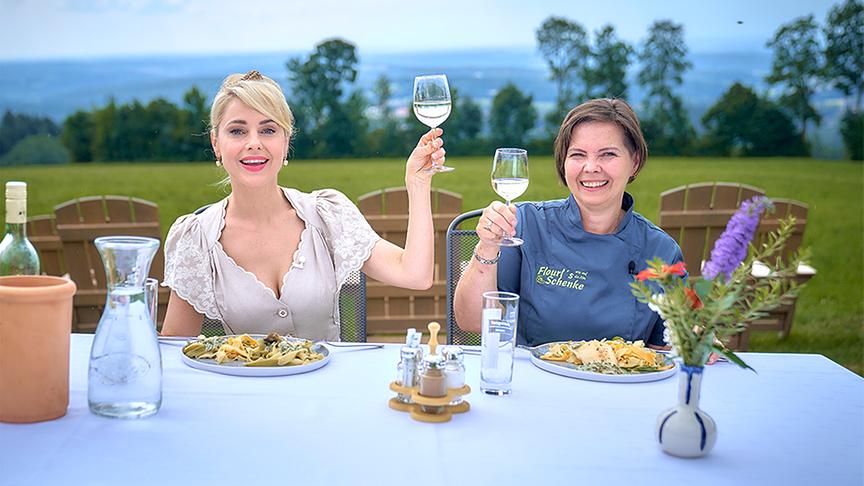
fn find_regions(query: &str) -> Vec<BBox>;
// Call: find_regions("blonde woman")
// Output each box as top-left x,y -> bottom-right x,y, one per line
161,70 -> 444,340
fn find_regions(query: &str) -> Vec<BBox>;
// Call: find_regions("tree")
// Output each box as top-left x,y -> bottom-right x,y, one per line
640,96 -> 696,156
766,15 -> 823,146
143,98 -> 183,160
748,104 -> 807,156
61,110 -> 94,162
91,99 -> 119,161
824,0 -> 864,113
489,82 -> 537,148
701,83 -> 761,155
287,38 -> 358,124
372,74 -> 393,124
840,110 -> 863,160
701,82 -> 804,156
586,25 -> 634,99
287,38 -> 362,158
823,0 -> 863,160
443,88 -> 485,155
179,86 -> 211,161
638,20 -> 695,154
365,74 -> 407,157
316,91 -> 368,158
0,110 -> 60,157
0,134 -> 70,166
536,17 -> 589,130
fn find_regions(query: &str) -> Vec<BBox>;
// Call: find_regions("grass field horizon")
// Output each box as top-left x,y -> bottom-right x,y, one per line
2,156 -> 862,374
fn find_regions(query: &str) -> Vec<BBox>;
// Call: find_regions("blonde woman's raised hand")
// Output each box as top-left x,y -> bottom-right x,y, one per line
405,128 -> 444,183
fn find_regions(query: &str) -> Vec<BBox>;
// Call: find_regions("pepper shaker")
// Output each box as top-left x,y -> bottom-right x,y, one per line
418,322 -> 447,413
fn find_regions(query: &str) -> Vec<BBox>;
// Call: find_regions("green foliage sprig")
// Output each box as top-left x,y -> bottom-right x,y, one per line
630,217 -> 806,369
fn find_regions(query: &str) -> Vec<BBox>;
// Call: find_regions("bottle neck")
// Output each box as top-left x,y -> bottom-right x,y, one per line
4,222 -> 26,239
6,198 -> 27,229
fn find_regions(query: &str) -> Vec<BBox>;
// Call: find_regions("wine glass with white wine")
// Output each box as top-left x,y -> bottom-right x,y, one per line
491,148 -> 529,246
413,74 -> 454,172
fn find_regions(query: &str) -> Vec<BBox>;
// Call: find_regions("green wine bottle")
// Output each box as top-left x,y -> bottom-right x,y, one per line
0,181 -> 40,276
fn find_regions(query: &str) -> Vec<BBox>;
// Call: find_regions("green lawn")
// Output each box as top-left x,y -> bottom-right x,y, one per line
2,157 -> 862,374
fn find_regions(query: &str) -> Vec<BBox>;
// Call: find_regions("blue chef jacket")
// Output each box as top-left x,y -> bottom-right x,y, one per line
497,192 -> 683,347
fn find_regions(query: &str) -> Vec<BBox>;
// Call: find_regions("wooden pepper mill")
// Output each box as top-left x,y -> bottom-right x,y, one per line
418,322 -> 447,410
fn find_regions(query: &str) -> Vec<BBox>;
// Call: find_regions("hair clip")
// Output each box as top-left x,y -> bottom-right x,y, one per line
240,70 -> 264,81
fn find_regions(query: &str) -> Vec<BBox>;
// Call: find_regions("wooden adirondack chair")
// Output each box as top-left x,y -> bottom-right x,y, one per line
25,214 -> 65,277
659,182 -> 814,350
358,187 -> 462,340
748,198 -> 815,344
53,196 -> 169,332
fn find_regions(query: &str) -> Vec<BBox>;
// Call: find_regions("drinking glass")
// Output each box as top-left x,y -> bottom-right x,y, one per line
413,74 -> 454,173
491,148 -> 529,246
144,277 -> 158,327
480,291 -> 519,396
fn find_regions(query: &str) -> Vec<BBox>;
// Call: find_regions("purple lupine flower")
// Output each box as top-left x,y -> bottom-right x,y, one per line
702,196 -> 772,282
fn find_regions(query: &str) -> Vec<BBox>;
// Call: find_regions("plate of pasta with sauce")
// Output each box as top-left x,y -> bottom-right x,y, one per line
529,338 -> 677,383
180,333 -> 330,377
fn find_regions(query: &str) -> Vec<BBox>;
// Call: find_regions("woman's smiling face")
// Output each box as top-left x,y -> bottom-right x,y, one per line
212,97 -> 288,188
563,121 -> 638,214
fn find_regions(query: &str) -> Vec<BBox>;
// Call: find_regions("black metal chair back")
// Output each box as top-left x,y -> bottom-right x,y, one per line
445,209 -> 483,345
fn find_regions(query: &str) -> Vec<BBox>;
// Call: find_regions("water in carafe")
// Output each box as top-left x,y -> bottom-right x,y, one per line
88,236 -> 162,419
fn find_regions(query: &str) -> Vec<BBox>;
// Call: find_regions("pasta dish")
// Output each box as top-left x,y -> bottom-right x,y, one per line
182,333 -> 324,367
539,338 -> 673,374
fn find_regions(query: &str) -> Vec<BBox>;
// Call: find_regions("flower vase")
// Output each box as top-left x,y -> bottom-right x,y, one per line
656,364 -> 717,457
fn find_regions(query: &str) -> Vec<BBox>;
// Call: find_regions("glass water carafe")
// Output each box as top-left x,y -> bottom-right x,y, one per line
88,236 -> 162,419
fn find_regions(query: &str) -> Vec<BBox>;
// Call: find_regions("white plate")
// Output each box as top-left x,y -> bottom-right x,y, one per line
528,343 -> 677,383
180,340 -> 330,377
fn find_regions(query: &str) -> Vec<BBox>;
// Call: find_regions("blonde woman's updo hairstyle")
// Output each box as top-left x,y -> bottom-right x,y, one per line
553,98 -> 648,185
210,70 -> 295,141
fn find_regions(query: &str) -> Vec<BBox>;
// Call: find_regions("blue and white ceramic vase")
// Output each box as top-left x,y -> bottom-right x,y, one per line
656,364 -> 717,457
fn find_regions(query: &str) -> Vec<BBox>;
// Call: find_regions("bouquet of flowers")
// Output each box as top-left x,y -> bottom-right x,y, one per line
630,196 -> 806,369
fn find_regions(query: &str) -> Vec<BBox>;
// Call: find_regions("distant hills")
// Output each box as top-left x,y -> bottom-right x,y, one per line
0,48 -> 846,158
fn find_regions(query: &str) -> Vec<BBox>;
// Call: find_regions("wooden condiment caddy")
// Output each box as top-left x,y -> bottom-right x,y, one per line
388,322 -> 471,423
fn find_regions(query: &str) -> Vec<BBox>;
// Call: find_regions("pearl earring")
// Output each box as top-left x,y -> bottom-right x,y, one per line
215,157 -> 222,167
283,159 -> 289,166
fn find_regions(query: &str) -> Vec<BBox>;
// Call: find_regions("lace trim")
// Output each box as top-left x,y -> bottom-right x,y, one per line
316,193 -> 380,289
163,229 -> 221,320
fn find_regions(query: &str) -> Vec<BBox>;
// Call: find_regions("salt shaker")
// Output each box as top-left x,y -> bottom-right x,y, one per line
442,345 -> 466,406
395,329 -> 422,405
442,346 -> 466,389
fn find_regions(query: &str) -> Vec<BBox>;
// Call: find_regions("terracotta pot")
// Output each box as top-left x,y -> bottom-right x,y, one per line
0,275 -> 76,423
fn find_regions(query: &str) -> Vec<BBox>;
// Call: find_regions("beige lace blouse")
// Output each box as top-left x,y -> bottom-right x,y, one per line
162,187 -> 381,341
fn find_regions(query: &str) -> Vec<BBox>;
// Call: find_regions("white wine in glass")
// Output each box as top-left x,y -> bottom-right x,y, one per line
413,74 -> 454,173
491,148 -> 528,246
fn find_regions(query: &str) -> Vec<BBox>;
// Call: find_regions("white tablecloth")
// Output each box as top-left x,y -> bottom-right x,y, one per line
1,334 -> 862,486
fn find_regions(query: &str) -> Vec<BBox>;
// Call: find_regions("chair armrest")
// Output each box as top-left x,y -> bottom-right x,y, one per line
751,260 -> 816,279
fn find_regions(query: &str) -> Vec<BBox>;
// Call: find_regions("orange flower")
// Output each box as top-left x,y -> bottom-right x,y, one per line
662,262 -> 687,276
684,287 -> 704,310
636,268 -> 659,281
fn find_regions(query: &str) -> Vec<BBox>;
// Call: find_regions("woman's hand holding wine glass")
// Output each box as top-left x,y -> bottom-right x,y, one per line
490,148 -> 528,246
413,74 -> 454,173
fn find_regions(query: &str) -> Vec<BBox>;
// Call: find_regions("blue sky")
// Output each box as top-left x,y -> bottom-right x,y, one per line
0,0 -> 838,60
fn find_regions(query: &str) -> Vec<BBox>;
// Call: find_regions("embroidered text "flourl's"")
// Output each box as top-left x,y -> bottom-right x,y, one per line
535,266 -> 588,290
